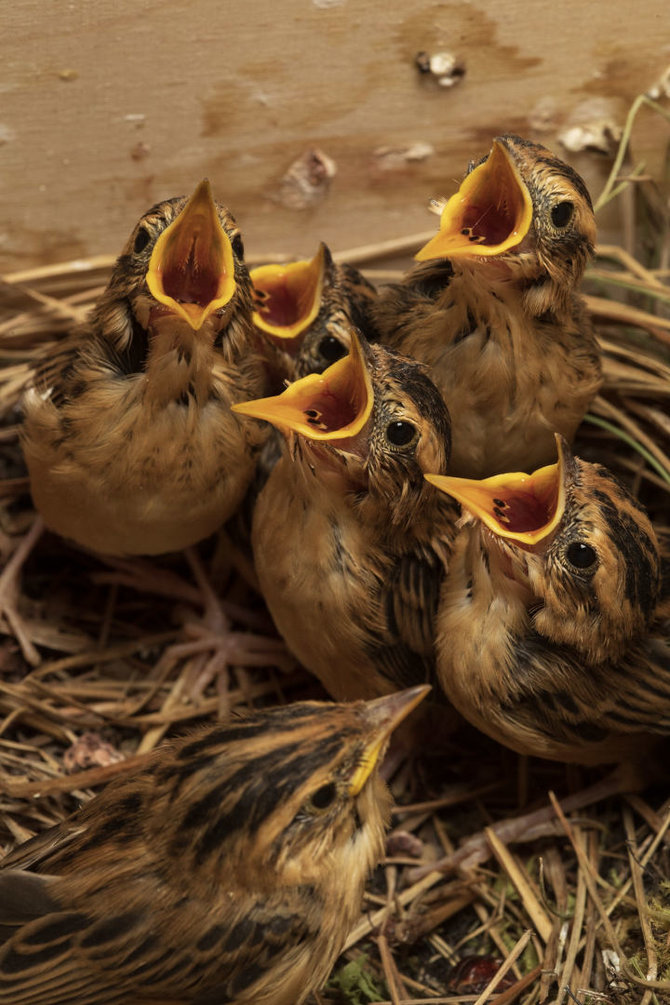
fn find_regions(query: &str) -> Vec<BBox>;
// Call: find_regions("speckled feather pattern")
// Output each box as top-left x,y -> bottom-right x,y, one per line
372,135 -> 602,478
21,193 -> 269,555
251,340 -> 459,701
435,451 -> 666,763
0,699 -> 399,1004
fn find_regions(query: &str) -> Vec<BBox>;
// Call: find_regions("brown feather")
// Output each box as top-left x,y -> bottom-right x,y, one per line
434,453 -> 667,763
372,135 -> 602,477
21,191 -> 268,556
0,694 -> 425,1004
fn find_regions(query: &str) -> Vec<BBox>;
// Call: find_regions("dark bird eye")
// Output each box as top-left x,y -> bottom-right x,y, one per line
231,233 -> 244,259
318,335 -> 346,365
551,201 -> 574,228
309,782 -> 337,811
386,421 -> 417,447
133,226 -> 151,254
566,541 -> 597,569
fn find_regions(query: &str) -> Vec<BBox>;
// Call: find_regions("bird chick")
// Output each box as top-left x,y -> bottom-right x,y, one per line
251,242 -> 377,387
233,334 -> 457,701
426,436 -> 666,764
0,687 -> 428,1004
21,180 -> 267,556
373,135 -> 602,477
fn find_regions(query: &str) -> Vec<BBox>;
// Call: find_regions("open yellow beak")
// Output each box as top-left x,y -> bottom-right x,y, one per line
251,243 -> 326,343
232,331 -> 373,441
425,435 -> 568,546
416,140 -> 533,261
146,179 -> 236,331
349,685 -> 430,796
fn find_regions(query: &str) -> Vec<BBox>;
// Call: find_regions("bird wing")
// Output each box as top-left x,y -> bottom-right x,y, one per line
0,871 -> 60,940
371,260 -> 454,345
370,545 -> 445,689
0,818 -> 85,874
501,612 -> 670,754
0,870 -> 315,1005
29,304 -> 149,409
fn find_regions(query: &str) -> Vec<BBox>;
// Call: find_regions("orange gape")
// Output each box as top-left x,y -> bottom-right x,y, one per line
372,134 -> 601,478
426,437 -> 666,765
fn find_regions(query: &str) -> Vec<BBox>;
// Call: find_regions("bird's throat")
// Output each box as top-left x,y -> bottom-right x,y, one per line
143,317 -> 217,407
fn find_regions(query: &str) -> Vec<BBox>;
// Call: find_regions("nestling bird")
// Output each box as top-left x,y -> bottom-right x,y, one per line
236,242 -> 378,515
425,436 -> 667,764
372,135 -> 602,477
0,687 -> 429,1004
13,181 -> 285,685
21,179 -> 267,556
251,242 -> 377,388
233,333 -> 458,701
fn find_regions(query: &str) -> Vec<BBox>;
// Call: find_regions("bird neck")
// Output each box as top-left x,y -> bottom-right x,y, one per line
139,318 -> 219,408
287,446 -> 455,555
439,528 -> 537,712
447,258 -> 575,326
362,477 -> 456,551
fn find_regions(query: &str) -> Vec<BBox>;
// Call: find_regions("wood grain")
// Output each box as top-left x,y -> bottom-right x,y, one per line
0,0 -> 668,272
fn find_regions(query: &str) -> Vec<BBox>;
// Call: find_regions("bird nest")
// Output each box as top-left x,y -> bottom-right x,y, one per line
1,149 -> 669,1004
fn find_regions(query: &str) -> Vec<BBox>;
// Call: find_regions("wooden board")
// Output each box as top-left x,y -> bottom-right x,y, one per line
1,0 -> 669,273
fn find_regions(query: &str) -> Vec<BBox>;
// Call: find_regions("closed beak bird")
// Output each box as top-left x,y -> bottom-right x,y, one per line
250,242 -> 378,387
372,135 -> 602,478
0,686 -> 429,1004
425,436 -> 667,764
16,181 -> 285,688
232,333 -> 458,702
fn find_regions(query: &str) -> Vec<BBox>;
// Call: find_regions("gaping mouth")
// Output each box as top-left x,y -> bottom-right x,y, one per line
146,179 -> 236,330
425,435 -> 568,545
415,140 -> 533,261
232,331 -> 373,441
251,244 -> 326,342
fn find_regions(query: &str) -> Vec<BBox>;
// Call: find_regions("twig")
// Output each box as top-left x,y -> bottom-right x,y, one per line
594,94 -> 670,212
471,929 -> 533,1005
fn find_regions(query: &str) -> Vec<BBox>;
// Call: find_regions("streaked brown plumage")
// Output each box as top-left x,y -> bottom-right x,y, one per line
21,180 -> 268,556
233,334 -> 458,702
426,437 -> 667,763
373,135 -> 602,478
0,687 -> 428,1005
251,242 -> 377,387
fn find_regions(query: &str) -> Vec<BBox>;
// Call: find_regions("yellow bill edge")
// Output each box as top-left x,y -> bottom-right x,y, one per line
146,179 -> 236,331
232,330 -> 374,441
251,243 -> 326,341
349,685 -> 431,796
424,434 -> 568,545
416,139 -> 534,261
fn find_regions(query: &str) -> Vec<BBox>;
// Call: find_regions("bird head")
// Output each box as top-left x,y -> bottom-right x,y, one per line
251,244 -> 356,378
426,435 -> 660,663
151,687 -> 429,885
233,333 -> 451,527
416,135 -> 596,308
101,180 -> 254,355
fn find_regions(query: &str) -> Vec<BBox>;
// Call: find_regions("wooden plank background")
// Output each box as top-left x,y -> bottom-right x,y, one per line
1,0 -> 669,273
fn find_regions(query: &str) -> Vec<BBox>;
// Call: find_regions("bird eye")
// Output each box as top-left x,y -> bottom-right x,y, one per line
386,421 -> 417,447
551,201 -> 574,228
231,233 -> 244,259
133,226 -> 151,254
318,335 -> 347,365
308,782 -> 337,811
566,541 -> 597,570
